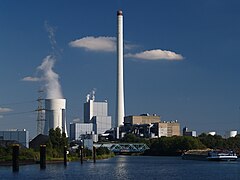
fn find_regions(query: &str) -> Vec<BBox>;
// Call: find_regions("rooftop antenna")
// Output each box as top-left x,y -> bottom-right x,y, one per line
36,89 -> 45,135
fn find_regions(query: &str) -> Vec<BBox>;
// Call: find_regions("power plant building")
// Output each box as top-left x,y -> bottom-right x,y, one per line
70,123 -> 93,141
70,93 -> 112,141
44,99 -> 68,136
124,114 -> 161,125
92,116 -> 112,134
157,121 -> 180,137
0,129 -> 29,148
84,100 -> 108,123
123,114 -> 180,138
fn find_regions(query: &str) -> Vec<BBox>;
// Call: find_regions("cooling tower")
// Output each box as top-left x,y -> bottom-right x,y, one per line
44,99 -> 68,136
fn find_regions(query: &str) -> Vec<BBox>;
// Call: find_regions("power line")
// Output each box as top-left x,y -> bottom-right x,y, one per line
1,110 -> 36,116
0,100 -> 36,106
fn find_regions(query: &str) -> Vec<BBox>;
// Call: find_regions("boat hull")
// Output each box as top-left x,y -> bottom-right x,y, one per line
207,156 -> 238,161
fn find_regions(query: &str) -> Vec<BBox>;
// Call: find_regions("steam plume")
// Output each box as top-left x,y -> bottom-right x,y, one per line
38,55 -> 63,99
22,22 -> 64,99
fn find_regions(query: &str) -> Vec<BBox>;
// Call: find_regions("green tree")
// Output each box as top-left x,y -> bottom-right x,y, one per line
47,128 -> 68,158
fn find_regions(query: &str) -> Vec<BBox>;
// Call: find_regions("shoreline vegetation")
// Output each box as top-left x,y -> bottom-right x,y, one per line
0,149 -> 115,166
0,129 -> 239,166
0,128 -> 115,166
120,133 -> 240,156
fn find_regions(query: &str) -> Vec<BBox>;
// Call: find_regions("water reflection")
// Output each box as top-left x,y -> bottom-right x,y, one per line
114,155 -> 129,179
0,156 -> 239,180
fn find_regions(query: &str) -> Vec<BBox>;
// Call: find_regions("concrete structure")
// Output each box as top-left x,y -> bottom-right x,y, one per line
0,129 -> 29,148
124,114 -> 160,125
84,100 -> 108,123
70,93 -> 112,142
93,116 -> 112,134
70,123 -> 93,141
44,99 -> 68,136
183,127 -> 197,137
83,94 -> 112,135
123,115 -> 180,138
116,10 -> 125,127
157,121 -> 180,137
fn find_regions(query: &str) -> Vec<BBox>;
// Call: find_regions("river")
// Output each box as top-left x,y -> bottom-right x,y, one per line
0,156 -> 239,180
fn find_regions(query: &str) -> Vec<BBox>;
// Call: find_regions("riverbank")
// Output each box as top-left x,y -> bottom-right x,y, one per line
0,153 -> 115,166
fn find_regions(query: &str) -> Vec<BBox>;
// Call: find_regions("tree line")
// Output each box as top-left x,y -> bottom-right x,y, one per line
120,133 -> 240,156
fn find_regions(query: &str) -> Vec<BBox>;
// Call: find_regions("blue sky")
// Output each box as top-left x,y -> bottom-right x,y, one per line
0,0 -> 240,138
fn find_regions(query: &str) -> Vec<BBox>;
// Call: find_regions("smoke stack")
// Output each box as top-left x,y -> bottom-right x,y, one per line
116,10 -> 125,127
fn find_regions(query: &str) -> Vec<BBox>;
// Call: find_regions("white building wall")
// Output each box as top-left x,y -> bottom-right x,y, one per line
93,116 -> 112,134
84,100 -> 108,123
0,130 -> 29,148
70,123 -> 93,141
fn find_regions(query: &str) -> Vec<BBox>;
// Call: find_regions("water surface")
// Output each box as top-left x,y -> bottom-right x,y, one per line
0,156 -> 239,180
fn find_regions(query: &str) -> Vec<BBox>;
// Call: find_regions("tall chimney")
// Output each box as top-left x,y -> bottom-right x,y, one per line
116,10 -> 125,127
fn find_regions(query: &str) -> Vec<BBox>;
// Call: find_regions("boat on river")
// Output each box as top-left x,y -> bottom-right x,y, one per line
207,150 -> 238,161
182,149 -> 238,161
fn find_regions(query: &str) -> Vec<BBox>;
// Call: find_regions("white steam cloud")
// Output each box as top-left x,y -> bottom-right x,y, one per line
125,49 -> 183,61
22,55 -> 63,99
69,36 -> 116,52
22,22 -> 64,99
38,55 -> 63,99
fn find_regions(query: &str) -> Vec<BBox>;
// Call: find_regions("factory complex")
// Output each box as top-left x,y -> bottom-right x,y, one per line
0,10 -> 238,149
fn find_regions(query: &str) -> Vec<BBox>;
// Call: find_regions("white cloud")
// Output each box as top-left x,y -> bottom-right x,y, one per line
125,49 -> 184,60
0,115 -> 3,118
0,107 -> 13,113
22,76 -> 41,82
69,36 -> 116,52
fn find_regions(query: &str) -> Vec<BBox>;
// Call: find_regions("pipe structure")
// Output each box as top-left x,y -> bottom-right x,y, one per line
116,10 -> 125,128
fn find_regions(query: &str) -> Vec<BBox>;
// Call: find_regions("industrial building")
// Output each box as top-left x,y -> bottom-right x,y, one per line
0,129 -> 29,148
183,127 -> 197,137
44,98 -> 68,136
157,121 -> 180,137
70,123 -> 93,140
122,114 -> 180,138
70,93 -> 112,141
84,99 -> 109,124
124,114 -> 161,125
